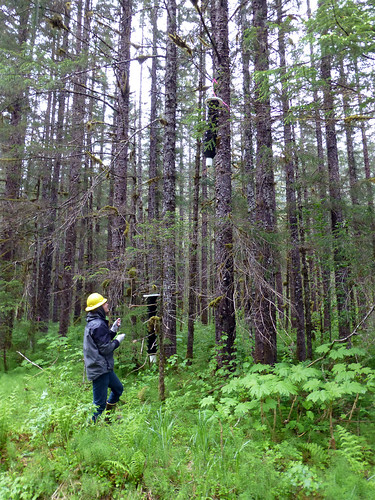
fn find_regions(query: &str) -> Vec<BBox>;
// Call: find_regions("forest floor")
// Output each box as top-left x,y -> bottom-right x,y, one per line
0,320 -> 375,499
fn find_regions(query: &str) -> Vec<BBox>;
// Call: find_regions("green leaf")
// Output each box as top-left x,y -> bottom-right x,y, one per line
273,362 -> 293,378
346,347 -> 366,357
263,397 -> 278,411
273,380 -> 298,397
200,396 -> 215,408
315,343 -> 331,354
289,364 -> 321,383
250,364 -> 272,374
340,381 -> 367,395
234,402 -> 254,416
325,382 -> 344,399
249,381 -> 272,399
221,378 -> 241,394
302,400 -> 313,410
331,363 -> 347,374
328,347 -> 348,360
306,389 -> 330,403
219,397 -> 239,408
303,379 -> 322,392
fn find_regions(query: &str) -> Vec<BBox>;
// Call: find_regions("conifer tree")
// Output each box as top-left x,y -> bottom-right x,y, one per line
59,0 -> 92,336
162,0 -> 178,358
110,0 -> 132,311
252,0 -> 277,364
210,0 -> 236,367
0,0 -> 30,367
319,0 -> 351,341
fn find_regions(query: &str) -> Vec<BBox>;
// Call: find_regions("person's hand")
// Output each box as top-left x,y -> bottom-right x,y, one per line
111,318 -> 121,332
116,333 -> 126,344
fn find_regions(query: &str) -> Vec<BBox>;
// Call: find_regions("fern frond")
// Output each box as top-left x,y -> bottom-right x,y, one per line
301,442 -> 328,468
336,425 -> 370,472
102,459 -> 129,475
129,450 -> 146,481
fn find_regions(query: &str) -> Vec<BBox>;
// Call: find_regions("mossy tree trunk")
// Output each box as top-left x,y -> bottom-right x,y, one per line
211,0 -> 236,368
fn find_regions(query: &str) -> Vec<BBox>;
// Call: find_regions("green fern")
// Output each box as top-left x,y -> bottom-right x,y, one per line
102,459 -> 128,471
102,450 -> 145,484
301,442 -> 328,468
7,391 -> 17,414
100,459 -> 130,488
0,390 -> 18,450
129,450 -> 146,481
0,408 -> 8,451
335,425 -> 369,472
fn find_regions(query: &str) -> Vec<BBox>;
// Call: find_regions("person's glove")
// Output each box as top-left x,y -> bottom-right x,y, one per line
116,333 -> 126,344
111,318 -> 121,333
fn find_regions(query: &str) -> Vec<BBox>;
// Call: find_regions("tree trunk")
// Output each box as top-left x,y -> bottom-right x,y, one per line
0,2 -> 30,367
200,49 -> 209,326
252,0 -> 277,365
110,0 -> 132,310
354,58 -> 375,267
59,0 -> 90,336
240,8 -> 255,220
306,0 -> 331,340
147,1 -> 161,289
187,78 -> 202,361
320,44 -> 351,340
162,0 -> 178,358
211,0 -> 236,368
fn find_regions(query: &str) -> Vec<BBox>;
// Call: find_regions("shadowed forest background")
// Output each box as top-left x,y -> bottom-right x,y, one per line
1,0 -> 375,498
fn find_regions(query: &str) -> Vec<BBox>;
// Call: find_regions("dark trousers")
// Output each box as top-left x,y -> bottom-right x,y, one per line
92,370 -> 123,421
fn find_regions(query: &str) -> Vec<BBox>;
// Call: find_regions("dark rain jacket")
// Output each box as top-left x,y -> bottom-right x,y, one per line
83,307 -> 120,381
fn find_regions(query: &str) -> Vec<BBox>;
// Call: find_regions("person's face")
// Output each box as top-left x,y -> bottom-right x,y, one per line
103,302 -> 110,314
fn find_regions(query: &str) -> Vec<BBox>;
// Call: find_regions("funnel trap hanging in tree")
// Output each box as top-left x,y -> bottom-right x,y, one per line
143,293 -> 160,362
203,97 -> 224,166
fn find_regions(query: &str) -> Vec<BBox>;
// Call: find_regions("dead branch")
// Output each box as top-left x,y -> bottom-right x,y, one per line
16,351 -> 44,371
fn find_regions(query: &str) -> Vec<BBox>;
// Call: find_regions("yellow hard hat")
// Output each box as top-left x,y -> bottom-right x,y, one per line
85,293 -> 107,311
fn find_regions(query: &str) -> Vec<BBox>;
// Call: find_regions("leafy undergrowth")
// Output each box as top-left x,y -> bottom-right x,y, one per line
0,322 -> 375,499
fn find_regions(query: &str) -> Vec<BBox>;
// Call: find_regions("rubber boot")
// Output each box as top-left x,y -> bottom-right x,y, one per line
104,402 -> 116,423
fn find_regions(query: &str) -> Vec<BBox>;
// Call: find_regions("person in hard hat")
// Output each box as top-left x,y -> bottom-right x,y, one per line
83,292 -> 125,422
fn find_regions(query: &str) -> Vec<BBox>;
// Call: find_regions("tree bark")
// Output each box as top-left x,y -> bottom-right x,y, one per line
187,71 -> 203,360
252,0 -> 277,365
162,0 -> 178,358
354,58 -> 375,266
211,0 -> 236,368
110,0 -> 132,310
147,1 -> 161,289
240,8 -> 255,220
320,39 -> 351,340
0,1 -> 30,367
59,0 -> 90,336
